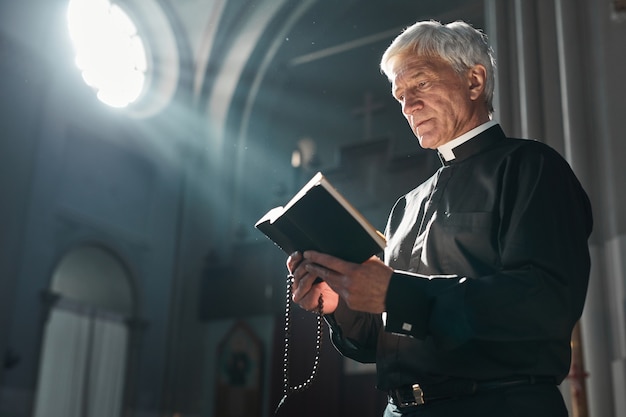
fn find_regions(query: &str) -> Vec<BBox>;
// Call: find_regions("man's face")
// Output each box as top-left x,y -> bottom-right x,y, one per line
390,54 -> 484,149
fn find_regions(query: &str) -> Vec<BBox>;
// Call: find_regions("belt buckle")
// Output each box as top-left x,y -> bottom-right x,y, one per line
392,383 -> 426,408
412,383 -> 425,405
394,383 -> 426,408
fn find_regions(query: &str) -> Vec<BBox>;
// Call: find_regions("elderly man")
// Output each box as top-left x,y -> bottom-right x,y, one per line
288,20 -> 592,417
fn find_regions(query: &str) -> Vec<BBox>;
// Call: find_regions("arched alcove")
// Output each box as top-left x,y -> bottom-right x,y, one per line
33,244 -> 136,417
51,244 -> 134,316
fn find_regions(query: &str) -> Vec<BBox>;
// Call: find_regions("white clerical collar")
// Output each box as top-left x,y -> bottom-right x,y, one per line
437,120 -> 498,162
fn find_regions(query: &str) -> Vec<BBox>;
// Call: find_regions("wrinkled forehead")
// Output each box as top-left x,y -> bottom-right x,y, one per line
388,53 -> 450,83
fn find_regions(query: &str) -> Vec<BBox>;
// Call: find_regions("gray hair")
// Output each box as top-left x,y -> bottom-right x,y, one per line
380,20 -> 496,114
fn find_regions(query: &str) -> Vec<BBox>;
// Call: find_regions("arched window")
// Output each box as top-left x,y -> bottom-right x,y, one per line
67,0 -> 148,108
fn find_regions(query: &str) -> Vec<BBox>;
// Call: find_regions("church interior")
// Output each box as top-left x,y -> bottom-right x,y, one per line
1,0 -> 625,416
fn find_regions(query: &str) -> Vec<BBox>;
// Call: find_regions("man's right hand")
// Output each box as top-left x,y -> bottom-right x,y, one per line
287,251 -> 339,314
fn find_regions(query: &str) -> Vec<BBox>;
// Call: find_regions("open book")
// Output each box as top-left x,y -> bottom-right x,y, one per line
255,172 -> 386,263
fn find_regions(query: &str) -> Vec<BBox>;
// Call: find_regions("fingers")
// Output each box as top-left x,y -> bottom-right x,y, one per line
286,251 -> 302,275
290,250 -> 350,280
304,262 -> 334,282
295,281 -> 337,313
290,254 -> 327,309
292,268 -> 320,303
288,251 -> 313,304
303,251 -> 354,290
292,271 -> 322,311
289,250 -> 391,314
303,250 -> 347,273
302,252 -> 392,314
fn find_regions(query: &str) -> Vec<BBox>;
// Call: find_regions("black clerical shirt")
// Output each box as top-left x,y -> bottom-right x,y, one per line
327,124 -> 593,391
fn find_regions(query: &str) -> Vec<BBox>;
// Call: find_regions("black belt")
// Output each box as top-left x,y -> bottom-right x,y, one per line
388,376 -> 556,409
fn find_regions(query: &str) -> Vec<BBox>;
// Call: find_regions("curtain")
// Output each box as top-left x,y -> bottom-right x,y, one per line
33,305 -> 128,417
88,317 -> 128,417
33,308 -> 90,417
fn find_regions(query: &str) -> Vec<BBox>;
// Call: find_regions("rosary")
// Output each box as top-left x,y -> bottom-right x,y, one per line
275,274 -> 324,414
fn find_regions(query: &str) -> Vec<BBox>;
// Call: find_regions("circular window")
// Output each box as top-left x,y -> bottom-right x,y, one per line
67,0 -> 148,108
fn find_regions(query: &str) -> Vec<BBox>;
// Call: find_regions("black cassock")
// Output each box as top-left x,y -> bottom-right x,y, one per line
326,124 -> 592,416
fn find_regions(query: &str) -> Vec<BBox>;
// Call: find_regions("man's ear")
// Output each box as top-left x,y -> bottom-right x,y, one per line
468,64 -> 487,101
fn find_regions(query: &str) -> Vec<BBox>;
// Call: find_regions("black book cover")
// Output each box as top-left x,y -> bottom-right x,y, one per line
255,172 -> 386,263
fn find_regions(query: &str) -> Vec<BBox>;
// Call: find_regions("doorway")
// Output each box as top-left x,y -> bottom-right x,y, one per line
33,245 -> 135,417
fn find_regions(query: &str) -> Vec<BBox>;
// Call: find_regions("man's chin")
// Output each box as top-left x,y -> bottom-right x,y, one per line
417,136 -> 439,150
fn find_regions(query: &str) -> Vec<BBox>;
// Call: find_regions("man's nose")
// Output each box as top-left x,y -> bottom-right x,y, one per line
402,93 -> 422,116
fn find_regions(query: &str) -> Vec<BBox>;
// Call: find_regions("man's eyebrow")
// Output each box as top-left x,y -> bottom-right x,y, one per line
392,70 -> 427,96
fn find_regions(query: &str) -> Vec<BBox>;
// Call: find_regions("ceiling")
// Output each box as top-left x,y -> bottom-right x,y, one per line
122,0 -> 486,241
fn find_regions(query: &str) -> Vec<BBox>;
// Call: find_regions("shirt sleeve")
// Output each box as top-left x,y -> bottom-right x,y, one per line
324,298 -> 382,363
384,271 -> 464,339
